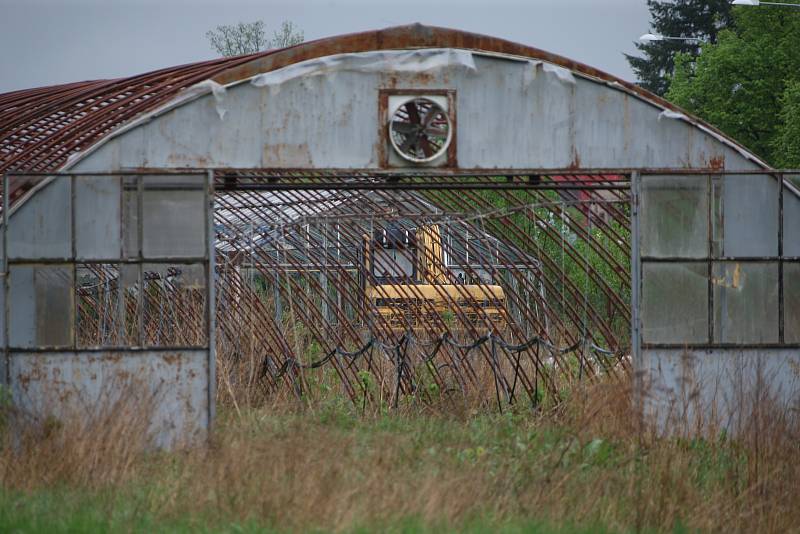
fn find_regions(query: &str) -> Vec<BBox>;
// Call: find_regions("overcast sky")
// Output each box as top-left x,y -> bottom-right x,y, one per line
0,0 -> 651,94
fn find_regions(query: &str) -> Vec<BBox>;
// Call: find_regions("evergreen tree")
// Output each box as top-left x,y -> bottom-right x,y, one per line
625,0 -> 733,96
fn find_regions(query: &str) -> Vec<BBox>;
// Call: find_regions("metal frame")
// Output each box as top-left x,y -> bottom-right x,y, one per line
2,166 -> 796,409
635,170 -> 797,351
1,170 -> 216,429
378,89 -> 458,168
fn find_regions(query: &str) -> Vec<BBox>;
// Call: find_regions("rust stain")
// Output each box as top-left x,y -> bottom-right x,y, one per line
162,353 -> 182,365
262,143 -> 313,167
568,151 -> 581,170
712,263 -> 743,290
709,155 -> 725,170
409,71 -> 436,85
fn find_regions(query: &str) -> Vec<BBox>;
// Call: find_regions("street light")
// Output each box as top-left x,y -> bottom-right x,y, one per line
732,0 -> 800,6
639,33 -> 703,43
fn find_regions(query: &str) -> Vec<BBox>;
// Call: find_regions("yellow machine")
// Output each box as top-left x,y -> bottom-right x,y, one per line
364,224 -> 506,328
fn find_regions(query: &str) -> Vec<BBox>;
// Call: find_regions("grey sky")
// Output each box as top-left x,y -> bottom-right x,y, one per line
0,0 -> 651,94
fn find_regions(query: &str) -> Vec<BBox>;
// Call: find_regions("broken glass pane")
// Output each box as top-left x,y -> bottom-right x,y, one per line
141,263 -> 207,347
75,263 -> 122,348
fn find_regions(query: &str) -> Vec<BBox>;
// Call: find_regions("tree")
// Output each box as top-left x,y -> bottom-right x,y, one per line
268,21 -> 304,49
625,0 -> 733,96
206,20 -> 304,57
206,21 -> 267,57
667,6 -> 800,165
774,82 -> 800,168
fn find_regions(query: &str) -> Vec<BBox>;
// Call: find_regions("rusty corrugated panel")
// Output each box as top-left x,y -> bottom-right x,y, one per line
0,56 -> 267,177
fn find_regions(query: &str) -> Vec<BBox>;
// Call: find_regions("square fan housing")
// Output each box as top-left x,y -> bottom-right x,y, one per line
381,90 -> 456,168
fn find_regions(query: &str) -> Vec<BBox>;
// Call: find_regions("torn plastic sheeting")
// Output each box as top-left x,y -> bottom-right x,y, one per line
191,80 -> 228,120
658,110 -> 687,122
523,60 -> 577,87
250,48 -> 477,88
543,63 -> 576,84
137,79 -> 229,122
57,80 -> 234,174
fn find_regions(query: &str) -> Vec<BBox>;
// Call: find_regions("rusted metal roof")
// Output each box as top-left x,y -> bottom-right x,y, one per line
0,23 -> 764,180
0,56 -> 268,176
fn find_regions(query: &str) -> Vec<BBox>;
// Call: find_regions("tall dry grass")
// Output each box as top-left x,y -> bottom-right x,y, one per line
0,381 -> 157,491
1,372 -> 798,532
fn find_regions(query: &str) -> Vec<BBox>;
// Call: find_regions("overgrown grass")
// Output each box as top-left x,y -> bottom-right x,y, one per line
1,377 -> 798,533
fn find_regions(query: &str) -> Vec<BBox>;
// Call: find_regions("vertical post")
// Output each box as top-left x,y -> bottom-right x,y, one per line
393,338 -> 403,410
321,224 -> 329,324
490,335 -> 504,413
274,226 -> 282,326
206,170 -> 217,431
336,222 -> 342,325
581,206 -> 591,379
70,174 -> 77,350
117,175 -> 125,344
630,172 -> 642,394
136,175 -> 144,346
2,173 -> 9,387
778,172 -> 784,344
707,174 -> 714,344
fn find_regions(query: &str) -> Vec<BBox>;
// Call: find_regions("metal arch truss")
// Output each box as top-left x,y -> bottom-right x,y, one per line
211,169 -> 633,409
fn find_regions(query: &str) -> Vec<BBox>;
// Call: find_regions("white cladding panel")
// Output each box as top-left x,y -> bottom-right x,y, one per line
9,351 -> 209,449
72,49 -> 760,172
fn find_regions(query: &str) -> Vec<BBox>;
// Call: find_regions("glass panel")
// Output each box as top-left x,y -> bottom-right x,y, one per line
784,178 -> 800,257
713,262 -> 778,344
142,189 -> 205,258
7,176 -> 72,259
641,175 -> 709,258
9,264 -> 74,348
75,176 -> 121,260
642,262 -> 708,344
785,263 -> 800,344
719,174 -> 779,257
141,263 -> 207,347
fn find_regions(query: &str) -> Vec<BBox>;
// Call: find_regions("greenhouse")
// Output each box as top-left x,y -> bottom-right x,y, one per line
0,24 -> 797,445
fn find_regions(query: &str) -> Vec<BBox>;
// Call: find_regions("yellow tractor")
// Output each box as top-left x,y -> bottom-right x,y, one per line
364,223 -> 506,329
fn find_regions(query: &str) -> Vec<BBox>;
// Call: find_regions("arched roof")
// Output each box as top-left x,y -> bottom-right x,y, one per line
0,23 -> 767,177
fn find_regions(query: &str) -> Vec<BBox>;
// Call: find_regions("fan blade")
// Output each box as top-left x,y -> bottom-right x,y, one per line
420,135 -> 434,157
400,134 -> 417,153
405,102 -> 421,124
422,108 -> 440,127
423,127 -> 448,138
391,121 -> 417,135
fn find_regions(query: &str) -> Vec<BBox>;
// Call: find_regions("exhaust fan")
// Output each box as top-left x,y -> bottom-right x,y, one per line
388,97 -> 452,164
